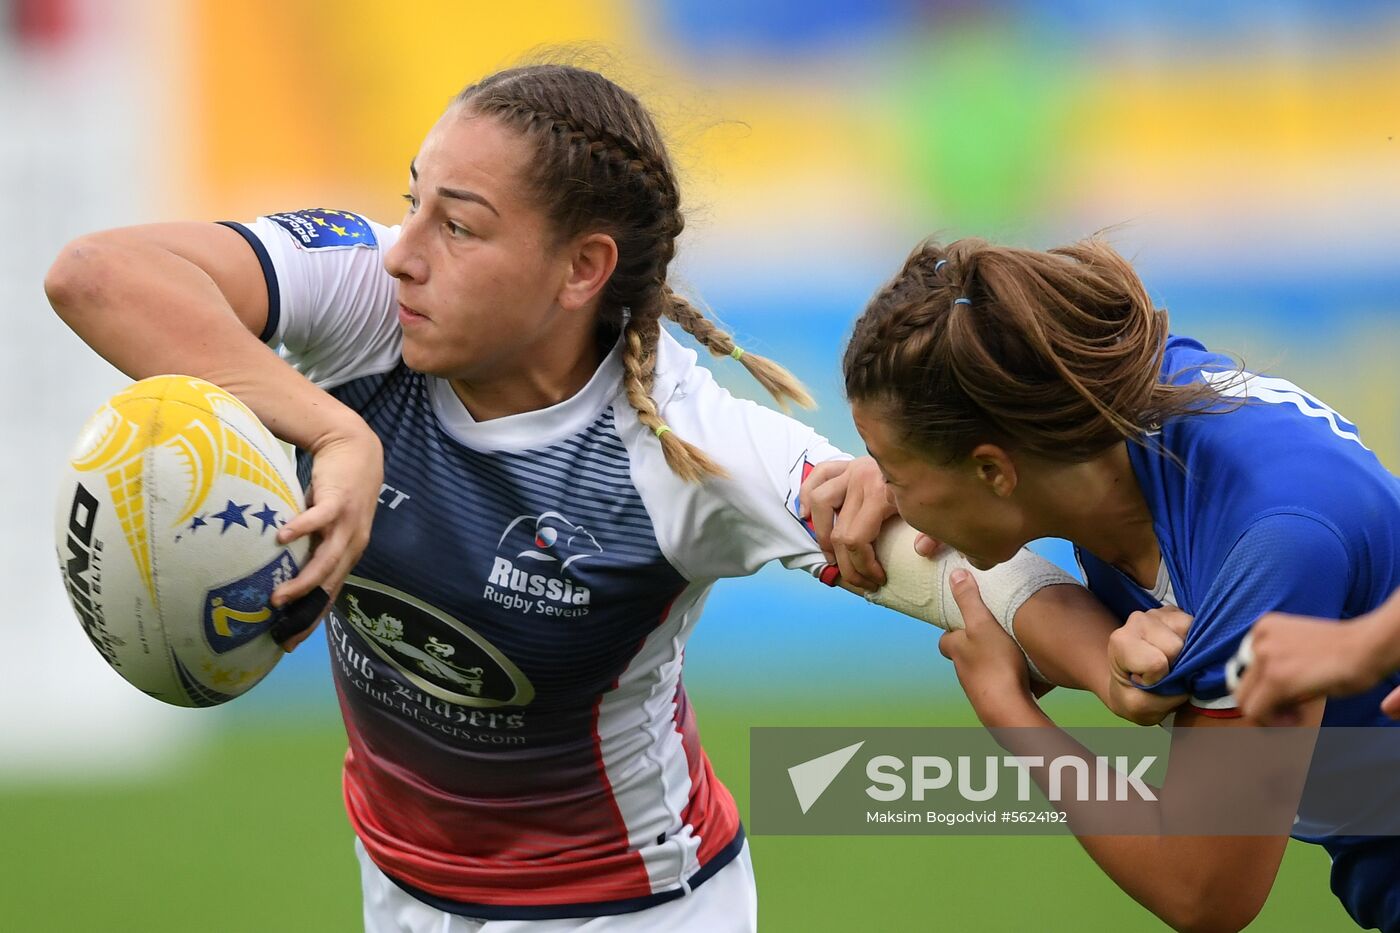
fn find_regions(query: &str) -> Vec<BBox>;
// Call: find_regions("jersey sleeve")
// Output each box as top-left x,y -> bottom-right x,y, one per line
617,336 -> 850,582
1144,510 -> 1353,711
219,209 -> 402,388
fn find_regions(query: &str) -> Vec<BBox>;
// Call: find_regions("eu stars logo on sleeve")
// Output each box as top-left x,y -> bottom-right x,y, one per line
267,208 -> 377,250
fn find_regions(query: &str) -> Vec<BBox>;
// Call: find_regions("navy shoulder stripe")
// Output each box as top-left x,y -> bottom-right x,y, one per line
217,221 -> 280,344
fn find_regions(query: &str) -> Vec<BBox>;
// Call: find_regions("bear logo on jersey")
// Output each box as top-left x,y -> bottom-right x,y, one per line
339,577 -> 534,708
483,511 -> 599,616
500,511 -> 602,571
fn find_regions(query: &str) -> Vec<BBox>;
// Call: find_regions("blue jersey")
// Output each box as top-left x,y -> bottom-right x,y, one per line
1077,335 -> 1400,930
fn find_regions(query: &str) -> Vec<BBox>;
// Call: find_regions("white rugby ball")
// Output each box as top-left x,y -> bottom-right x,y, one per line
54,375 -> 309,707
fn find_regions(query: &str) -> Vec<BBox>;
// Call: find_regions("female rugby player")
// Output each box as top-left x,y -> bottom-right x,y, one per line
817,236 -> 1400,931
46,66 -> 1125,931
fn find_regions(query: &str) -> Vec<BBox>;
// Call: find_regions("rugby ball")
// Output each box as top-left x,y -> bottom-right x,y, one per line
55,375 -> 309,707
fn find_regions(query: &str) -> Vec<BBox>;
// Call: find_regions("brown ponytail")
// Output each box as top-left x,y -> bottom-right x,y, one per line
844,236 -> 1227,462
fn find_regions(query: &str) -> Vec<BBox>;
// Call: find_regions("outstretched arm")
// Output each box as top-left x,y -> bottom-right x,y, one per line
802,457 -> 1187,722
941,572 -> 1316,933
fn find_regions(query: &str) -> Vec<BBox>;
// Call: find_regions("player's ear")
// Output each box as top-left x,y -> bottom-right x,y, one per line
557,232 -> 618,313
968,443 -> 1018,497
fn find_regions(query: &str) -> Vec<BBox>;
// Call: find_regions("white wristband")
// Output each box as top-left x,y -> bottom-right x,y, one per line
864,522 -> 1077,683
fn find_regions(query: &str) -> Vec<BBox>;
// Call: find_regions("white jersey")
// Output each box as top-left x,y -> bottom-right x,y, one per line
223,209 -> 848,920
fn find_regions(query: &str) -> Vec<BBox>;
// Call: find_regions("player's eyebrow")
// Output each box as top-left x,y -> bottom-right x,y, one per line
409,160 -> 500,217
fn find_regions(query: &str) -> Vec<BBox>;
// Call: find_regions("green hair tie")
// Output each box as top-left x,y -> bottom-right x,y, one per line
730,346 -> 745,361
654,424 -> 672,439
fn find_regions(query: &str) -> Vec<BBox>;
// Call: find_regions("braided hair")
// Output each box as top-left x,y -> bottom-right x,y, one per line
456,65 -> 813,482
844,237 -> 1229,463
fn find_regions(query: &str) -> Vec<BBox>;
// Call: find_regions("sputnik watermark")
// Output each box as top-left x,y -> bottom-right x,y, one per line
864,753 -> 1157,803
786,746 -> 1156,818
787,741 -> 864,814
748,726 -> 1395,836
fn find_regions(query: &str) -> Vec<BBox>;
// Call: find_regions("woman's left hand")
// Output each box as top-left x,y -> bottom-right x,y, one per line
938,571 -> 1037,724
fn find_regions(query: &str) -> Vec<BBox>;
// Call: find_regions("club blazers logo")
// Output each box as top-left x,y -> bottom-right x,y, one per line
483,510 -> 601,618
340,577 -> 534,707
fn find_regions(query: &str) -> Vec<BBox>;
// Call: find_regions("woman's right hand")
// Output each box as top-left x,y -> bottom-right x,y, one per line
798,456 -> 899,590
44,222 -> 387,651
270,419 -> 384,649
1106,606 -> 1192,724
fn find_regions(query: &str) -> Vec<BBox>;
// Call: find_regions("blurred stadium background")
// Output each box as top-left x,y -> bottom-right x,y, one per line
3,0 -> 1396,929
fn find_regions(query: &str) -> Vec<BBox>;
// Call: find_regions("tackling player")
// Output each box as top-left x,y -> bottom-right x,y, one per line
817,236 -> 1400,931
45,65 -> 1130,931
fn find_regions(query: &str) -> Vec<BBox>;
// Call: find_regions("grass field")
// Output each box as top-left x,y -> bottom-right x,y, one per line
0,689 -> 1357,932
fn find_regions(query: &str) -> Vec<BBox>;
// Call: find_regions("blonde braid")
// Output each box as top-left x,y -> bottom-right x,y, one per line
661,287 -> 816,412
621,313 -> 728,483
